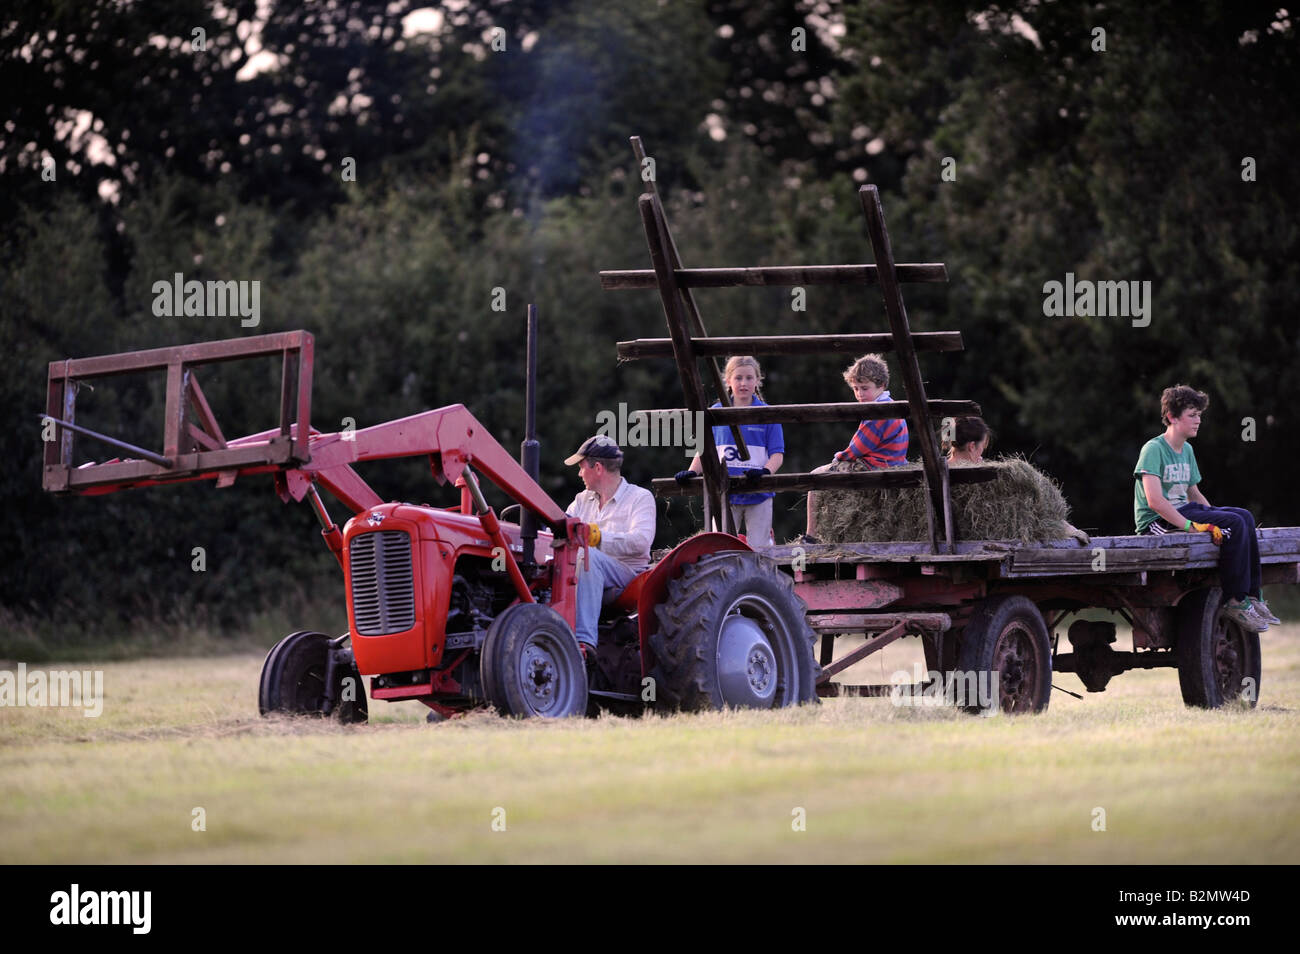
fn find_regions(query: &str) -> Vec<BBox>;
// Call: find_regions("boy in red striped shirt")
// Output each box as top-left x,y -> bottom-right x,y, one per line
805,354 -> 909,540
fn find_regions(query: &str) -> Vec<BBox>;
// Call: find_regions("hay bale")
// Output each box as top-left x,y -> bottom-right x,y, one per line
813,455 -> 1077,544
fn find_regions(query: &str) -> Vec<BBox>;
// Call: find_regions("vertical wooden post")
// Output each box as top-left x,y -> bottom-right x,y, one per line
639,193 -> 729,523
859,185 -> 950,554
941,461 -> 955,547
630,137 -> 748,462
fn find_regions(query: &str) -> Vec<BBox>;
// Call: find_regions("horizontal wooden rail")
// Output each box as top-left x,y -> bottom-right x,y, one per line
1002,533 -> 1300,577
600,263 -> 948,290
769,539 -> 1013,562
755,527 -> 1300,572
617,332 -> 963,360
652,465 -> 998,497
646,399 -> 980,427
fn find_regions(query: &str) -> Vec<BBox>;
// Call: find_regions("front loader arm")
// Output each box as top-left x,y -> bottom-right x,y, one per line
296,404 -> 570,530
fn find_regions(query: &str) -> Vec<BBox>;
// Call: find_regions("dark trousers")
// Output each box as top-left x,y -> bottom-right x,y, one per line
1175,503 -> 1261,600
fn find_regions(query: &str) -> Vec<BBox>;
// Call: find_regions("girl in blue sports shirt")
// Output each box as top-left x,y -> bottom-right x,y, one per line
677,355 -> 784,547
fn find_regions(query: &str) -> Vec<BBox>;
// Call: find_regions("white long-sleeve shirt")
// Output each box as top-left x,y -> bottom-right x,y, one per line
566,477 -> 656,573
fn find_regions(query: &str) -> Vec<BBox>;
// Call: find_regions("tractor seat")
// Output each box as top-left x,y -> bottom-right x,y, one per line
610,570 -> 649,612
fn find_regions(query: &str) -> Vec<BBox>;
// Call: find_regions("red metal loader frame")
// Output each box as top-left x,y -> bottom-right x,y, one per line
40,324 -> 773,718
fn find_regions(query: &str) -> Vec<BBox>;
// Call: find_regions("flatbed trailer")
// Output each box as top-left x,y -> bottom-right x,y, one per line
607,137 -> 1298,712
755,529 -> 1300,710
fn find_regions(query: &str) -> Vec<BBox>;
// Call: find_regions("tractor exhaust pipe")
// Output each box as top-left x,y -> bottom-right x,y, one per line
518,303 -> 540,572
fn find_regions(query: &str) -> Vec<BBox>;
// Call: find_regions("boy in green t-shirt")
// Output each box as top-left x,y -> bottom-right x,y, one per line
1133,384 -> 1279,631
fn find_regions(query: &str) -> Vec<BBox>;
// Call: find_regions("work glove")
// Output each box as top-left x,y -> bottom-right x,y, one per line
586,523 -> 602,548
1191,521 -> 1227,545
674,469 -> 699,485
742,467 -> 769,486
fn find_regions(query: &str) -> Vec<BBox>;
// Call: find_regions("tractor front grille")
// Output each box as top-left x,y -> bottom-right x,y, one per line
349,530 -> 416,636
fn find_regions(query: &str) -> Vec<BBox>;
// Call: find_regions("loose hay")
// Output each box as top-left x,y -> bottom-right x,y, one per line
813,455 -> 1076,544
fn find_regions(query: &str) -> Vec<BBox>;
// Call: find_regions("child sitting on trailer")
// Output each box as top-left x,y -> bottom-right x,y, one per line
943,416 -> 991,465
1133,384 -> 1279,631
803,354 -> 909,541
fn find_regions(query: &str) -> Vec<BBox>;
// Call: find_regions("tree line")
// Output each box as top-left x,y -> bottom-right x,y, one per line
1,0 -> 1295,636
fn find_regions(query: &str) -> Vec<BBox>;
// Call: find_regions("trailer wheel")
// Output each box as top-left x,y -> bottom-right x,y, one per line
259,631 -> 368,723
650,551 -> 819,711
480,603 -> 588,718
1176,587 -> 1261,708
957,596 -> 1052,714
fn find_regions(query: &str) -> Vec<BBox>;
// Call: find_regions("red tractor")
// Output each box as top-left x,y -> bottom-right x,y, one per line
40,324 -> 820,721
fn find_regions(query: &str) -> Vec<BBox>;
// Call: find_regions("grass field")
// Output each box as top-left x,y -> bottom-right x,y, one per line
2,624 -> 1298,864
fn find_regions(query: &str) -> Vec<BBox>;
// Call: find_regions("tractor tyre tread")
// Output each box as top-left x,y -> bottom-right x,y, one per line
650,551 -> 819,711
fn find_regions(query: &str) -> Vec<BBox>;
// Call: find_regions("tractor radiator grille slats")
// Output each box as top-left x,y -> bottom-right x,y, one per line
349,531 -> 416,636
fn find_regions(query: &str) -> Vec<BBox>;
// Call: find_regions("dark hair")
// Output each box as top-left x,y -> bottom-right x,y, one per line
942,416 -> 992,456
1160,384 -> 1209,426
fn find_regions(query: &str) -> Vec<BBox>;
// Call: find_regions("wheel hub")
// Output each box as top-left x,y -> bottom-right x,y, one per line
294,666 -> 328,713
521,644 -> 559,706
1213,624 -> 1244,698
994,624 -> 1037,712
717,615 -> 778,707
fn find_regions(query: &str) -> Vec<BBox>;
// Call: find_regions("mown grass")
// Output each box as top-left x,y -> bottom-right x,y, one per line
2,624 -> 1298,864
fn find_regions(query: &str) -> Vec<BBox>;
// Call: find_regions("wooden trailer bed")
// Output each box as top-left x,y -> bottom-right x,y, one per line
759,526 -> 1300,708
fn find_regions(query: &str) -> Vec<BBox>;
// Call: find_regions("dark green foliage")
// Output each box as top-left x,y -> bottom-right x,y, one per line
0,1 -> 1295,646
834,0 -> 1299,531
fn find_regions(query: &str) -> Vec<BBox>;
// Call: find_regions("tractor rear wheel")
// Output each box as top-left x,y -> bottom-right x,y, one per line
1176,587 -> 1261,708
957,595 -> 1052,714
259,631 -> 368,723
480,604 -> 588,718
650,551 -> 819,711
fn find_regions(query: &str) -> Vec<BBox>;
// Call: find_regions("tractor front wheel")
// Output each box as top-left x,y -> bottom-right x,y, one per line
480,604 -> 589,718
259,631 -> 368,723
650,551 -> 819,711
